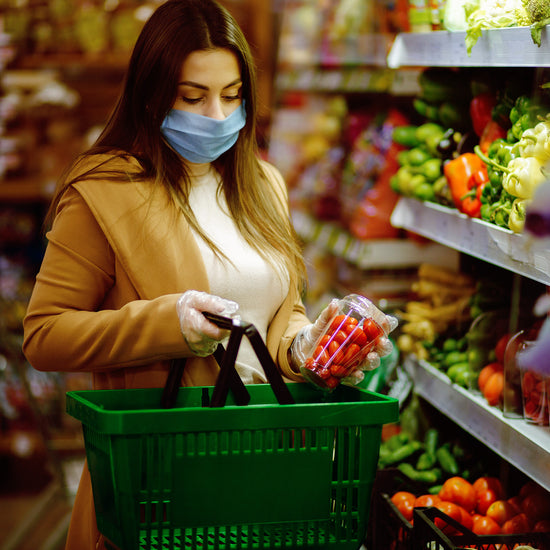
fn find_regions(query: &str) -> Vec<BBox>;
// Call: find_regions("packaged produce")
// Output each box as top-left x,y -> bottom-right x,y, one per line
300,294 -> 397,391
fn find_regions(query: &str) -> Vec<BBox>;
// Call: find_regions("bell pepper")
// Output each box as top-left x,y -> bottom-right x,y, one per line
503,156 -> 546,199
518,120 -> 550,163
443,152 -> 488,217
470,92 -> 497,137
474,145 -> 546,200
509,198 -> 528,233
479,120 -> 507,154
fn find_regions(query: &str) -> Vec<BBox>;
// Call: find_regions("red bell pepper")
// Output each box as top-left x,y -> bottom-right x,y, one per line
443,153 -> 488,218
470,92 -> 497,137
479,119 -> 507,154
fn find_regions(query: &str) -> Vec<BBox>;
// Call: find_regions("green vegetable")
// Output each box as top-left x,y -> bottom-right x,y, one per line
384,440 -> 423,465
444,350 -> 467,367
416,451 -> 437,470
397,462 -> 442,484
522,0 -> 550,46
436,444 -> 460,475
385,432 -> 410,451
415,122 -> 445,143
408,147 -> 433,166
393,125 -> 422,148
424,428 -> 439,456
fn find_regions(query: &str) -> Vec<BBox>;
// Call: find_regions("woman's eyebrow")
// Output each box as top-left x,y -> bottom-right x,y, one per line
178,78 -> 242,90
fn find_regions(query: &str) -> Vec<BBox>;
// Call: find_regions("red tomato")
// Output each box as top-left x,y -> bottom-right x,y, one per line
328,340 -> 344,364
476,488 -> 500,515
329,314 -> 349,333
472,515 -> 501,535
502,513 -> 531,534
521,492 -> 550,523
533,519 -> 550,532
348,325 -> 367,347
438,477 -> 477,513
332,330 -> 349,345
494,333 -> 511,363
486,500 -> 520,526
342,343 -> 360,367
391,491 -> 416,522
519,480 -> 547,500
414,494 -> 441,508
456,505 -> 473,531
434,501 -> 463,534
478,362 -> 503,393
363,318 -> 383,341
319,334 -> 332,347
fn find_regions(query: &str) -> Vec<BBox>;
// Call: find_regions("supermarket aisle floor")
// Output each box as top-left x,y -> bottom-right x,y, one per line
0,457 -> 83,550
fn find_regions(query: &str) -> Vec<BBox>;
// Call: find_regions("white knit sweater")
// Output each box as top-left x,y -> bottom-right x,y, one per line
188,167 -> 289,383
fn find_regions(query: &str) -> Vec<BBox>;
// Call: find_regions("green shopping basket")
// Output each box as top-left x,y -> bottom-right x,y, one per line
66,314 -> 399,550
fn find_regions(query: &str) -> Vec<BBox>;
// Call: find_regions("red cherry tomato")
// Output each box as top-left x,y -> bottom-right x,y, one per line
363,318 -> 383,341
348,325 -> 367,347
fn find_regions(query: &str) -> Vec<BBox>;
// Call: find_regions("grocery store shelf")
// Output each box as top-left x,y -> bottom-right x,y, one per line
292,209 -> 458,269
0,178 -> 55,201
405,357 -> 550,492
387,26 -> 550,68
391,197 -> 550,286
275,67 -> 421,95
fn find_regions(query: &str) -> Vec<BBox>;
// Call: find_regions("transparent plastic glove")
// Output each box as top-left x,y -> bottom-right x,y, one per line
290,299 -> 340,369
176,290 -> 239,357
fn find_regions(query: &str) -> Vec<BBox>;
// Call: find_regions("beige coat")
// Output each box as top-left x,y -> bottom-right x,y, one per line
22,155 -> 310,550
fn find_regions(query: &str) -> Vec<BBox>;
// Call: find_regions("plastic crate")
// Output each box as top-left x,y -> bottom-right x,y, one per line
66,382 -> 398,550
368,468 -> 550,550
368,468 -> 424,550
413,506 -> 550,550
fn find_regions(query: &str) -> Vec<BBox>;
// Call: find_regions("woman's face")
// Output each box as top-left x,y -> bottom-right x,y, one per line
172,48 -> 243,120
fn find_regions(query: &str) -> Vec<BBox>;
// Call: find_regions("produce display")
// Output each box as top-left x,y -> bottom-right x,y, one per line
391,67 -> 550,233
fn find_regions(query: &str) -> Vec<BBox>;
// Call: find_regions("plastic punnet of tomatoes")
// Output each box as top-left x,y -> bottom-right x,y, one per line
300,294 -> 398,391
412,506 -> 550,550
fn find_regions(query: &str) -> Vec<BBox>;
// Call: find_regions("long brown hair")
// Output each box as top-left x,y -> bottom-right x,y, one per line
47,0 -> 306,290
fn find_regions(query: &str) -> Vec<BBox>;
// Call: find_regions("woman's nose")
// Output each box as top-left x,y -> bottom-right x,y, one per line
204,100 -> 226,120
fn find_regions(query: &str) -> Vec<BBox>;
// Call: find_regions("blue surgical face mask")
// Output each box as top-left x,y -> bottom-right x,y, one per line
160,101 -> 246,163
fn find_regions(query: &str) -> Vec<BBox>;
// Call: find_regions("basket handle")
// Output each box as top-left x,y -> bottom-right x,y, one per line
204,312 -> 295,407
161,342 -> 251,409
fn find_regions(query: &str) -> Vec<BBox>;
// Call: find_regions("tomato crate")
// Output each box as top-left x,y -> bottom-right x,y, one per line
412,506 -> 550,550
367,468 -> 425,550
367,469 -> 550,550
66,382 -> 398,550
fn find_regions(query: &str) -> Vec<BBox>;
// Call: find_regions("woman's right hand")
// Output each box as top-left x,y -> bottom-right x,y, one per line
176,290 -> 238,357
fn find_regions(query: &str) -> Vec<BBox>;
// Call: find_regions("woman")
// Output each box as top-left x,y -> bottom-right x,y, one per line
22,1 -> 389,548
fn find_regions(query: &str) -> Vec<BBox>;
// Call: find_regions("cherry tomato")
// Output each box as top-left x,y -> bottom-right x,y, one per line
328,340 -> 344,364
329,314 -> 349,333
348,325 -> 367,347
319,334 -> 332,347
391,491 -> 416,522
342,343 -> 360,367
363,318 -> 383,341
332,330 -> 349,345
472,514 -> 501,535
438,477 -> 477,513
